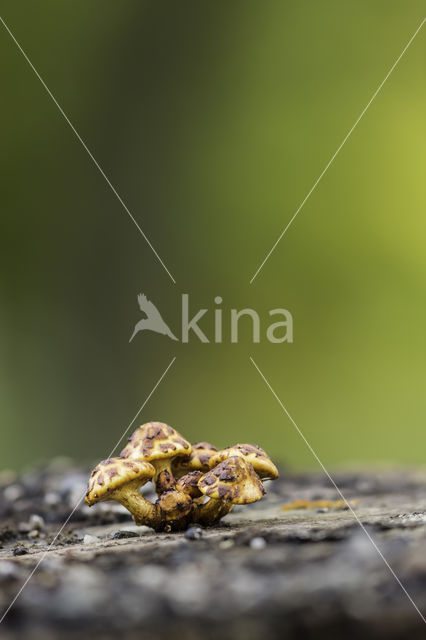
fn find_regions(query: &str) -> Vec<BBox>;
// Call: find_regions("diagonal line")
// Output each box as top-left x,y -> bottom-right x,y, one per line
250,17 -> 426,284
0,356 -> 176,625
249,356 -> 426,625
0,16 -> 176,285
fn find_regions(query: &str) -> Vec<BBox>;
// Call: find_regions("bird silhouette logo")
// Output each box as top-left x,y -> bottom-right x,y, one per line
129,293 -> 179,343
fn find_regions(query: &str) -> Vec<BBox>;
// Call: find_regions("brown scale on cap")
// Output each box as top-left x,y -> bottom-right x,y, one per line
173,441 -> 218,479
209,443 -> 278,480
120,422 -> 192,495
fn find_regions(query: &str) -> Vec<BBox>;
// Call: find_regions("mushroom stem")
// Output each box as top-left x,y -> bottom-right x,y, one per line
153,460 -> 176,495
193,498 -> 232,526
111,481 -> 159,528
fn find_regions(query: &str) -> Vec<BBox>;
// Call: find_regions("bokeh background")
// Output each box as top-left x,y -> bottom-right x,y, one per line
1,1 -> 425,471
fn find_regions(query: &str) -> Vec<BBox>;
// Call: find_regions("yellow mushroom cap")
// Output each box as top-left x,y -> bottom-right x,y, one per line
173,441 -> 218,475
176,471 -> 203,498
209,443 -> 278,480
156,489 -> 192,521
198,456 -> 265,505
85,457 -> 155,506
120,422 -> 191,463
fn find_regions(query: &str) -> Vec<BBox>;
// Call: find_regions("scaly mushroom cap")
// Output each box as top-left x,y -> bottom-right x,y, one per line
198,456 -> 265,505
176,471 -> 203,499
209,443 -> 278,480
156,489 -> 193,521
85,457 -> 155,506
120,422 -> 191,463
173,441 -> 218,476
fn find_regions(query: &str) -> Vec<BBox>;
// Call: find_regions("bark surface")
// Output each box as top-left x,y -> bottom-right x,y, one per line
0,462 -> 426,639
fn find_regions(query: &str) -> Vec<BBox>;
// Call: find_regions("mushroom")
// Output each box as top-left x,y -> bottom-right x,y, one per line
156,489 -> 193,531
175,470 -> 204,500
194,456 -> 265,526
173,441 -> 218,479
209,443 -> 279,480
120,422 -> 192,494
85,457 -> 158,527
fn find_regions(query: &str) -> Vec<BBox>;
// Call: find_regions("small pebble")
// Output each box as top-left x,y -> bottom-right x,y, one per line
184,527 -> 203,541
83,534 -> 100,544
250,536 -> 267,550
13,546 -> 28,556
28,530 -> 39,539
317,507 -> 329,514
29,514 -> 45,531
112,531 -> 140,539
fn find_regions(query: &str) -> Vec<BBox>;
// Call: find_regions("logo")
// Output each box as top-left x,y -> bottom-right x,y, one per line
129,294 -> 178,342
130,293 -> 293,343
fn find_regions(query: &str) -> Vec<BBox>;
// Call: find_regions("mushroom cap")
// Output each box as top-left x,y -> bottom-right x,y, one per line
85,457 -> 155,506
209,443 -> 278,480
120,422 -> 192,463
198,456 -> 265,504
176,471 -> 203,499
173,441 -> 218,475
156,489 -> 193,521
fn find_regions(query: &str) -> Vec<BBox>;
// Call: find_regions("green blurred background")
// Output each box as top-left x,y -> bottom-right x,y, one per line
1,1 -> 425,471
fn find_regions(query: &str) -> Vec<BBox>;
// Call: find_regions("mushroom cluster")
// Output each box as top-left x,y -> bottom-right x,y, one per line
85,422 -> 278,531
